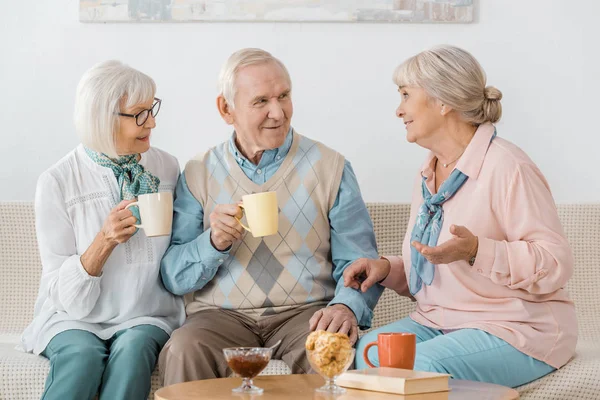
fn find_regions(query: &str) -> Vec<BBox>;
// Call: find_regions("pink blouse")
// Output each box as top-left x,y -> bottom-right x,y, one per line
381,123 -> 577,369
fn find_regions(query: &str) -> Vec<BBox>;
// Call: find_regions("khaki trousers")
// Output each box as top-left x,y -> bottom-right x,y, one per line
158,303 -> 324,385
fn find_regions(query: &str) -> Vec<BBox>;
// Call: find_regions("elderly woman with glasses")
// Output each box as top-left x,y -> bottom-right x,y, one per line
21,60 -> 185,400
344,45 -> 576,388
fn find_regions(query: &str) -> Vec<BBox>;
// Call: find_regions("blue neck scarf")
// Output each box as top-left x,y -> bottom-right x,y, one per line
409,130 -> 496,295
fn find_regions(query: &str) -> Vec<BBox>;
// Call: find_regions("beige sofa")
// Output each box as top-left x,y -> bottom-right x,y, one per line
1,202 -> 599,399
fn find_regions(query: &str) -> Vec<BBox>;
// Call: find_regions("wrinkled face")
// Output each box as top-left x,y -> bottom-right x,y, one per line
115,97 -> 157,156
395,85 -> 444,146
226,61 -> 293,152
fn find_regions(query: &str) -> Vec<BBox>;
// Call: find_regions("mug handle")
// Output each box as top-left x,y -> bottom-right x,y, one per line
363,341 -> 378,368
124,202 -> 143,229
234,204 -> 252,232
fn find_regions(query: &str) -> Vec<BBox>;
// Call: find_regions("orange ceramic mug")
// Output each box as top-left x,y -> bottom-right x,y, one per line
363,332 -> 416,369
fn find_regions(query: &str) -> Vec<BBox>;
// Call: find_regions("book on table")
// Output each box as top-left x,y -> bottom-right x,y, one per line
337,367 -> 450,395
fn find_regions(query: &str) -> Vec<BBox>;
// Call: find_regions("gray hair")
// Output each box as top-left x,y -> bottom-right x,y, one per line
393,45 -> 502,125
74,60 -> 156,158
218,48 -> 291,109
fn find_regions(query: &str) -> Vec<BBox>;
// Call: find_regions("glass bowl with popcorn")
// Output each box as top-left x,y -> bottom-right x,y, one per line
305,330 -> 355,394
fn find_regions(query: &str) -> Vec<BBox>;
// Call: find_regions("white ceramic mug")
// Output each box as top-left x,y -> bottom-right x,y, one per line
125,192 -> 173,237
235,192 -> 279,238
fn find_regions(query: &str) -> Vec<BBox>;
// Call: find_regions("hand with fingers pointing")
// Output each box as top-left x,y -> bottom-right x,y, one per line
309,304 -> 359,345
343,257 -> 391,293
412,224 -> 479,266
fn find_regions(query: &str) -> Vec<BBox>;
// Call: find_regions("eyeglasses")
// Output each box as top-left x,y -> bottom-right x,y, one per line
118,98 -> 161,126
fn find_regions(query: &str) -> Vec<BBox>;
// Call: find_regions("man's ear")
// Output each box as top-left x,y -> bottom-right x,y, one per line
217,95 -> 234,125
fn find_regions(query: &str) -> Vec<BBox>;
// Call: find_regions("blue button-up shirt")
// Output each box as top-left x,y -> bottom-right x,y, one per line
160,128 -> 383,328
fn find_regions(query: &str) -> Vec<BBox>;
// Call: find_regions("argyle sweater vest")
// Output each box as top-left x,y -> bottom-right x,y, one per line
184,131 -> 345,318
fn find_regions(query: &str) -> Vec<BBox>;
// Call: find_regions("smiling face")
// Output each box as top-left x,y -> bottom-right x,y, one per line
115,97 -> 156,156
218,61 -> 293,157
395,85 -> 445,146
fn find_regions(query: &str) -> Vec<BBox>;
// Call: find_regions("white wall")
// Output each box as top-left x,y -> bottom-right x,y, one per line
1,0 -> 599,202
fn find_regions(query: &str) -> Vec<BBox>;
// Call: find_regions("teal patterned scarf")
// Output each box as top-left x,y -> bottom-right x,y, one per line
409,130 -> 496,295
84,148 -> 160,225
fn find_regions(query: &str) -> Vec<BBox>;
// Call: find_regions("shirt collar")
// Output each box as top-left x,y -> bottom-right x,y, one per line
229,127 -> 294,166
420,122 -> 496,181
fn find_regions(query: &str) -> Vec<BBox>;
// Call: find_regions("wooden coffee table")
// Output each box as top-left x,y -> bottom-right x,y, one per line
155,374 -> 519,399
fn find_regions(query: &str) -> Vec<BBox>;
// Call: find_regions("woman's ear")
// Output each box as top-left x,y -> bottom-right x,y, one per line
440,103 -> 453,116
216,95 -> 234,125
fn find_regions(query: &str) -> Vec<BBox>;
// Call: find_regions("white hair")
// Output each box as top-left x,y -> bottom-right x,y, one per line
217,48 -> 291,109
74,60 -> 156,158
393,45 -> 502,125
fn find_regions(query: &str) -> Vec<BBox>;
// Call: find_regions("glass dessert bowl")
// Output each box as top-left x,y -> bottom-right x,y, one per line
305,331 -> 355,395
223,347 -> 273,394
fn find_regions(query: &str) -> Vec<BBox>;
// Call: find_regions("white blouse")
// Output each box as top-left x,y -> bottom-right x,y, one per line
21,145 -> 185,355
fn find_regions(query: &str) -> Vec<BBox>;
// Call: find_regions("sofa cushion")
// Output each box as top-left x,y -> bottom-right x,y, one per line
0,203 -> 41,336
0,342 -> 48,400
261,360 -> 292,375
517,341 -> 600,399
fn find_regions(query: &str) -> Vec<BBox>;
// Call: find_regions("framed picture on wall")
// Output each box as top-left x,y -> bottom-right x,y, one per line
79,0 -> 474,23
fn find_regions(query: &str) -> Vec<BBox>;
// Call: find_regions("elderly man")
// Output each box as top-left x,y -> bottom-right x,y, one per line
158,48 -> 383,384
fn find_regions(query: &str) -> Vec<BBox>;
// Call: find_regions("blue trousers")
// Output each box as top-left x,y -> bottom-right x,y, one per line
41,325 -> 169,400
356,317 -> 555,388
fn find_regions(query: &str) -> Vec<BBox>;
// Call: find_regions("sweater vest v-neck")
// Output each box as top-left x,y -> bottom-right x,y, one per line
184,131 -> 345,318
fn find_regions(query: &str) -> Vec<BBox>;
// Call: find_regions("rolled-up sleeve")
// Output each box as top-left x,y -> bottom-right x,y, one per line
35,173 -> 102,320
473,164 -> 573,294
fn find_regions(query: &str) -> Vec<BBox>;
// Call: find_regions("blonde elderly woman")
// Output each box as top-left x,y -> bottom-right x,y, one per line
21,61 -> 185,400
344,45 -> 576,388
